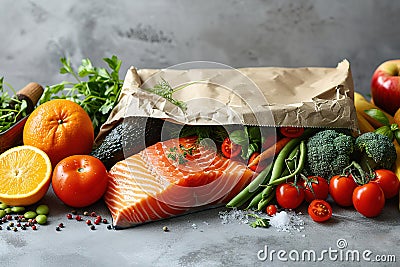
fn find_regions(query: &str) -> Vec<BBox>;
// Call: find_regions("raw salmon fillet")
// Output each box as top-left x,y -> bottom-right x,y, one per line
104,136 -> 256,228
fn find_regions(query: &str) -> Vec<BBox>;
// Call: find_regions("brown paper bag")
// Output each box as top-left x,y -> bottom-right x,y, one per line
96,60 -> 357,143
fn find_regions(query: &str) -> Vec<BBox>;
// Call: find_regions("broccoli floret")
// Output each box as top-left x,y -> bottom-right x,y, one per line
305,129 -> 354,180
354,132 -> 397,170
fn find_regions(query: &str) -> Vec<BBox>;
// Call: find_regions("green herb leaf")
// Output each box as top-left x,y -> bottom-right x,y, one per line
364,109 -> 389,126
40,55 -> 124,135
248,214 -> 270,228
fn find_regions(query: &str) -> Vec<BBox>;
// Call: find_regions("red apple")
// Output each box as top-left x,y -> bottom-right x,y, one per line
371,60 -> 400,115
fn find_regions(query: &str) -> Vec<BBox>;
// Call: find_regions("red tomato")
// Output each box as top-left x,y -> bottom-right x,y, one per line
372,169 -> 400,199
221,138 -> 241,158
52,155 -> 109,208
308,199 -> 332,222
352,183 -> 385,218
276,183 -> 305,209
279,127 -> 305,138
329,175 -> 358,207
302,176 -> 329,202
266,204 -> 278,216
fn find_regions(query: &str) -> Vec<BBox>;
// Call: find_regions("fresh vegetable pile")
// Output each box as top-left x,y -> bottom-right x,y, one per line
226,123 -> 400,225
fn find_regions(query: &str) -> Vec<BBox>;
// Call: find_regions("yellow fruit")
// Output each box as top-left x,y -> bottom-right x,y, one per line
356,111 -> 375,134
0,145 -> 52,206
354,92 -> 395,128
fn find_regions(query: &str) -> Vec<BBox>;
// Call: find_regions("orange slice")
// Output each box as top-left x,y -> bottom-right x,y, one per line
0,145 -> 52,206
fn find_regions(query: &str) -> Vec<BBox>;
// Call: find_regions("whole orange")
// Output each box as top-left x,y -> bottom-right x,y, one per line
23,99 -> 94,166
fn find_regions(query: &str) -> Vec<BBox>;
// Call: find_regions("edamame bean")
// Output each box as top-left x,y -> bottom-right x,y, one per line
0,210 -> 6,218
0,203 -> 7,210
36,205 -> 49,215
24,211 -> 37,219
35,214 -> 47,225
4,208 -> 12,214
11,206 -> 25,214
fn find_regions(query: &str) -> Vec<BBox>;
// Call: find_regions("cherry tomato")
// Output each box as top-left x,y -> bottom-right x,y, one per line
221,137 -> 242,158
279,127 -> 305,138
371,169 -> 400,199
302,176 -> 329,202
276,183 -> 305,209
352,183 -> 385,218
308,199 -> 332,222
329,175 -> 358,207
52,155 -> 109,208
266,204 -> 278,216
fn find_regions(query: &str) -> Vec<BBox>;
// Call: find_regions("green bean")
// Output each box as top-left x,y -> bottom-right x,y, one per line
254,129 -> 317,211
36,205 -> 49,215
280,144 -> 300,178
226,163 -> 273,208
246,190 -> 263,210
257,189 -> 276,211
268,141 -> 307,186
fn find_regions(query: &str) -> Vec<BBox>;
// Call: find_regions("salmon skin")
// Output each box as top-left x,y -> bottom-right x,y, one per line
104,136 -> 256,228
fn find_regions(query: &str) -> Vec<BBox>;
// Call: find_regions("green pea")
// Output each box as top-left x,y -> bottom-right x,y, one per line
0,210 -> 5,218
11,206 -> 25,214
0,203 -> 8,210
36,205 -> 49,215
24,211 -> 37,219
35,214 -> 47,225
4,208 -> 12,214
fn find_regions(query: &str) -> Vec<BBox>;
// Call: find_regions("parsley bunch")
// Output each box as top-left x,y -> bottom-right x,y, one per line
0,77 -> 29,133
40,55 -> 123,135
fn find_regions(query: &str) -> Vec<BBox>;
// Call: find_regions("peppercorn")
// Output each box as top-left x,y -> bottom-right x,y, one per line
66,213 -> 73,220
75,215 -> 82,221
21,225 -> 26,230
0,226 -> 2,230
31,225 -> 37,230
56,226 -> 61,231
86,220 -> 92,225
94,218 -> 101,225
90,225 -> 95,230
13,227 -> 17,232
71,210 -> 77,215
107,225 -> 112,230
8,222 -> 14,227
102,219 -> 108,224
162,226 -> 169,232
6,226 -> 10,230
83,211 -> 89,216
58,223 -> 64,228
90,212 -> 97,217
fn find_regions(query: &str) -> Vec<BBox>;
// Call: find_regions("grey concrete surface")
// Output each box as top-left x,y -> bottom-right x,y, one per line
0,187 -> 399,267
1,1 -> 400,267
1,0 -> 400,96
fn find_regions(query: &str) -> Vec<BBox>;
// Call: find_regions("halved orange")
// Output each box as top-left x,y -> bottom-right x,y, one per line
0,145 -> 52,206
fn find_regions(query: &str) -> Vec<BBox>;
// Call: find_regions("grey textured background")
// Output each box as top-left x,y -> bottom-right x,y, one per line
1,0 -> 399,96
1,2 -> 400,266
